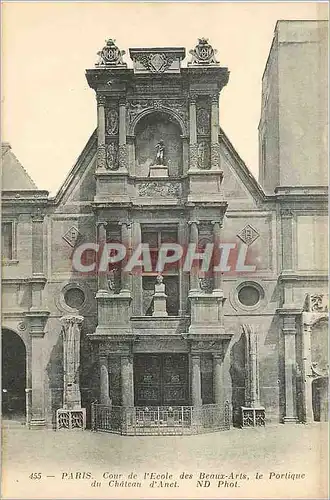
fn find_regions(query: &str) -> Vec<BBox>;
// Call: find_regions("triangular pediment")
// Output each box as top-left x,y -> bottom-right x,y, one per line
1,143 -> 38,190
53,132 -> 97,211
220,130 -> 265,208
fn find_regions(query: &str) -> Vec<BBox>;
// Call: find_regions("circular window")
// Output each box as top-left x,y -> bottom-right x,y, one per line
238,286 -> 261,307
64,288 -> 85,309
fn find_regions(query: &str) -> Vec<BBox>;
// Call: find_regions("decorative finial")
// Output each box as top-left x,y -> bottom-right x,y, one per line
188,38 -> 219,66
95,38 -> 127,67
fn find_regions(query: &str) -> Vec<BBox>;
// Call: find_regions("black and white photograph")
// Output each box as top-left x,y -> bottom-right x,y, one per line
1,2 -> 328,498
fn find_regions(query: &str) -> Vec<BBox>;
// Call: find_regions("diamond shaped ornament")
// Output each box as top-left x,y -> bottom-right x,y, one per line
237,224 -> 259,246
62,226 -> 82,248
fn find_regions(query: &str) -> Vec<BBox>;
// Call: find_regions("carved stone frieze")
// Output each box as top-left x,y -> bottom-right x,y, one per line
127,98 -> 187,127
138,181 -> 182,198
130,52 -> 177,73
191,340 -> 223,352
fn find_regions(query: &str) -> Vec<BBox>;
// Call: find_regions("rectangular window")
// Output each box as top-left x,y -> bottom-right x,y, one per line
2,222 -> 13,260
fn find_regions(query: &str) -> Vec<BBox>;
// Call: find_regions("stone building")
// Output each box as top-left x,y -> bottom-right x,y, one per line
1,21 -> 328,433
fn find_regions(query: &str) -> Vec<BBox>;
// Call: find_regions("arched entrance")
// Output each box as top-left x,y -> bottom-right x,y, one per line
312,377 -> 328,422
1,329 -> 27,420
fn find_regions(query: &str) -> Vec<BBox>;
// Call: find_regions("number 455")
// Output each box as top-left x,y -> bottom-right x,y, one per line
29,473 -> 41,479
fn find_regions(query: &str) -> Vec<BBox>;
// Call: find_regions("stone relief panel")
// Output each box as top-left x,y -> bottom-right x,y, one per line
106,107 -> 119,135
135,112 -> 182,177
197,105 -> 210,135
137,181 -> 182,198
197,140 -> 211,170
105,142 -> 119,170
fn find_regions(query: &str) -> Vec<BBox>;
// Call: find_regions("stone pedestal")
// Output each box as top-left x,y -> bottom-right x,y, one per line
188,291 -> 225,335
152,277 -> 168,317
149,165 -> 169,177
95,291 -> 132,335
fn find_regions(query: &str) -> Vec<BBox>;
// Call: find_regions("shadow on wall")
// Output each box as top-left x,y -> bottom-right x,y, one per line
229,332 -> 246,427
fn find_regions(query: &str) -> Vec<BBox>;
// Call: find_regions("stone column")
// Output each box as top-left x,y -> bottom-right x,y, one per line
121,355 -> 134,407
97,94 -> 106,169
189,96 -> 198,170
302,318 -> 314,423
213,349 -> 225,405
211,94 -> 220,169
100,356 -> 111,405
178,220 -> 188,315
132,222 -> 143,315
119,221 -> 131,294
282,316 -> 298,423
97,221 -> 109,293
191,354 -> 202,407
281,210 -> 294,272
61,315 -> 84,409
212,220 -> 222,292
118,99 -> 128,170
30,332 -> 46,428
189,221 -> 199,292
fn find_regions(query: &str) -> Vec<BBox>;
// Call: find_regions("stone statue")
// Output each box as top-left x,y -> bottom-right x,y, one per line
155,140 -> 165,165
156,274 -> 164,284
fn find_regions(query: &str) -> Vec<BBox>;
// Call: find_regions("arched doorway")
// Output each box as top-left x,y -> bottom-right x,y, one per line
312,377 -> 328,422
1,329 -> 27,420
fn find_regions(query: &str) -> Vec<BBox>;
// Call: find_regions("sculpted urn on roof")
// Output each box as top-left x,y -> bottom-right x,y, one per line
188,37 -> 219,65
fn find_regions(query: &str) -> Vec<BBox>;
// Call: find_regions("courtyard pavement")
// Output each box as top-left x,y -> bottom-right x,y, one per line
1,420 -> 328,499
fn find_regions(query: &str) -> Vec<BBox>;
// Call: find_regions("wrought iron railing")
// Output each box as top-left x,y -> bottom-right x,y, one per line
91,402 -> 231,435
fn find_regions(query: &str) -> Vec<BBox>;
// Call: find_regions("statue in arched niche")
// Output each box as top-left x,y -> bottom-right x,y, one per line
155,139 -> 166,165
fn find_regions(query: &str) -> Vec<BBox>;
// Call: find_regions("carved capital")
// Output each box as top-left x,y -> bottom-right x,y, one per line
282,316 -> 296,334
96,94 -> 106,107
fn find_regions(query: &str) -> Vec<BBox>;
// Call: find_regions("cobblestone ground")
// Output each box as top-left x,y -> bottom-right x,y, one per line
1,420 -> 328,499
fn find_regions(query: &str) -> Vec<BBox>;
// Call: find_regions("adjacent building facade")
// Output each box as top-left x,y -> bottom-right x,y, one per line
1,21 -> 328,433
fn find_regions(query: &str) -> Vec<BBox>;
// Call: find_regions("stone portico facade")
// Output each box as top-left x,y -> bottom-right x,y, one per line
1,21 -> 328,432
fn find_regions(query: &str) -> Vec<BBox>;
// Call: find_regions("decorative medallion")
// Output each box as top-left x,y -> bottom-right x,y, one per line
62,226 -> 82,248
106,108 -> 119,135
237,224 -> 260,246
95,38 -> 126,67
189,38 -> 219,66
17,321 -> 27,332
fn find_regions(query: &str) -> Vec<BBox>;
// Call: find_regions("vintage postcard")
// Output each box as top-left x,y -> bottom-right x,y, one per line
1,2 -> 328,499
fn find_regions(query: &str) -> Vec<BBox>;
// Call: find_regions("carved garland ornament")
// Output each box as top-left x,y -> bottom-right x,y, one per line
138,181 -> 181,197
105,143 -> 119,170
97,144 -> 106,169
106,108 -> 119,135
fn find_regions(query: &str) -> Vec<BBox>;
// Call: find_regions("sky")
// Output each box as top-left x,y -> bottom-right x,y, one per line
1,1 -> 325,195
